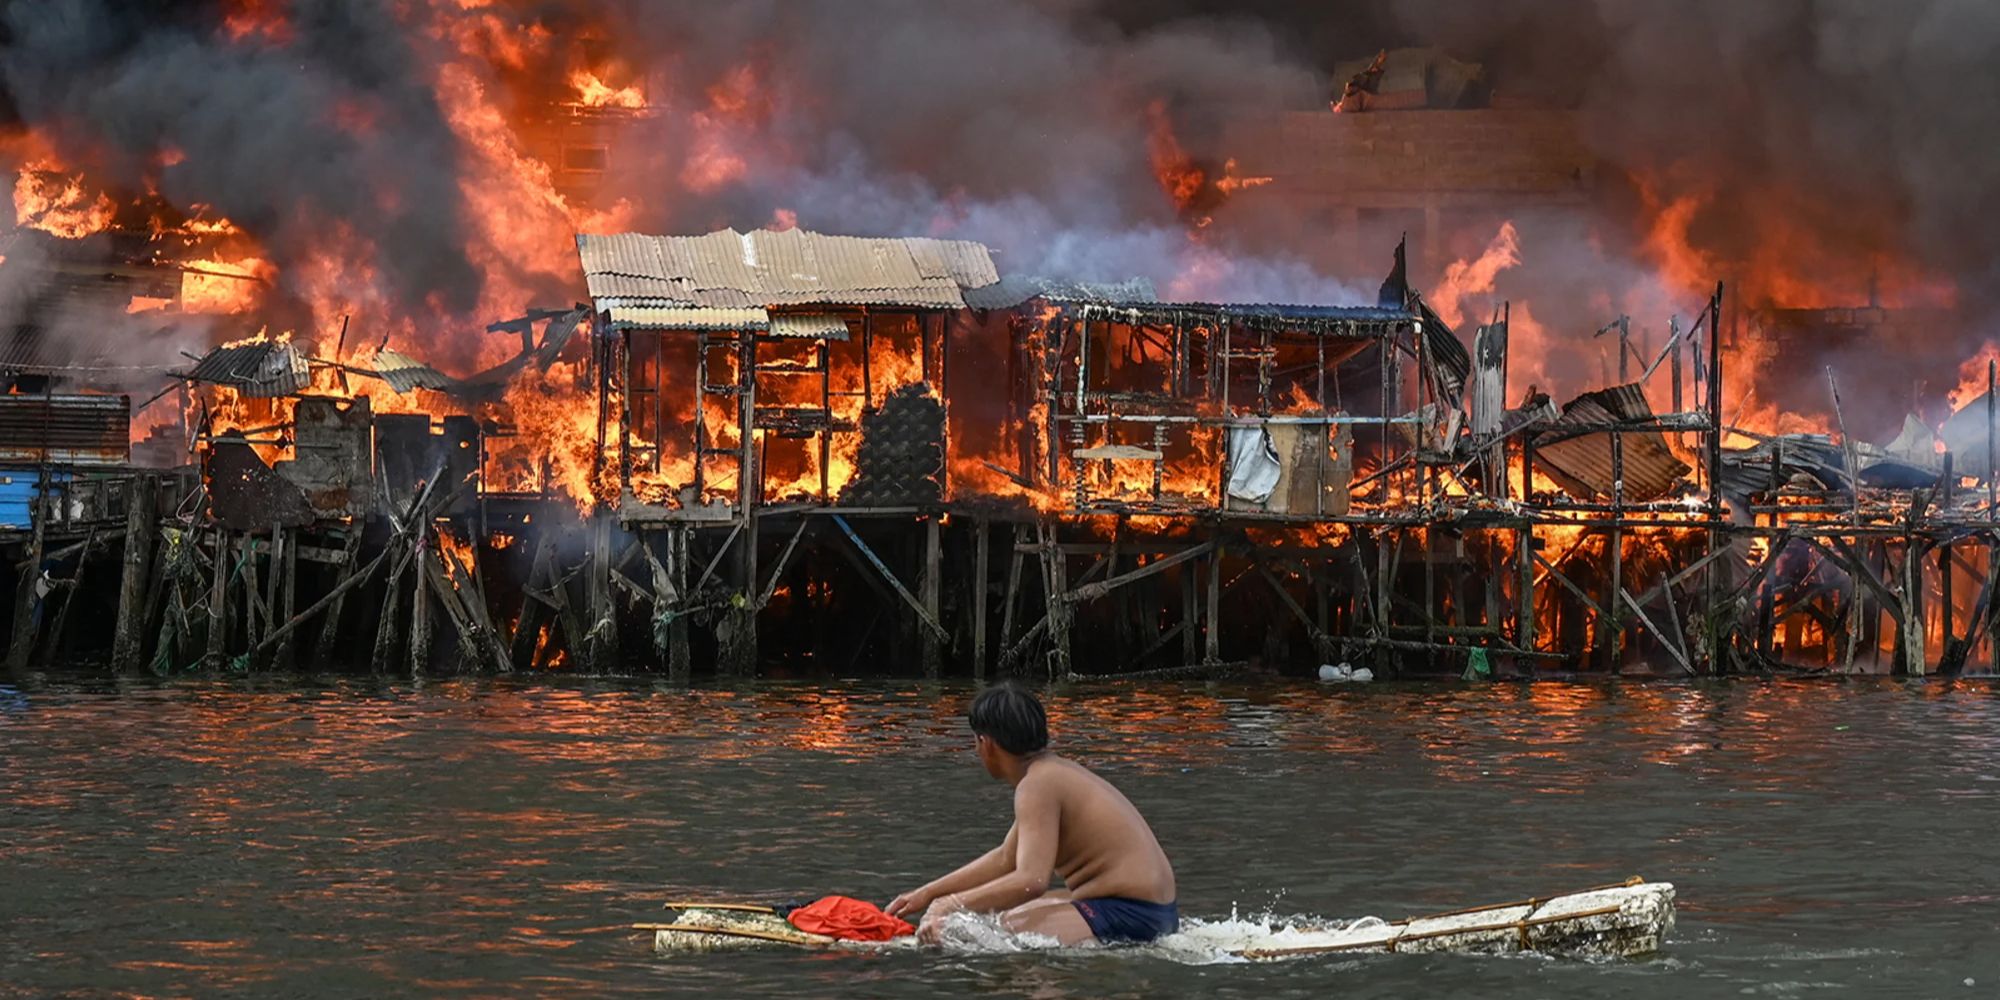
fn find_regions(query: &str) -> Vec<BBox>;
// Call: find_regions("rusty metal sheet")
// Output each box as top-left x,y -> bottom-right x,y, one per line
0,393 -> 129,465
1534,383 -> 1689,501
207,437 -> 317,531
186,340 -> 309,396
275,395 -> 373,518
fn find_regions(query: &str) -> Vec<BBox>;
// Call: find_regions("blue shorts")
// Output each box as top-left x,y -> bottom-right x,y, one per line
1071,896 -> 1179,943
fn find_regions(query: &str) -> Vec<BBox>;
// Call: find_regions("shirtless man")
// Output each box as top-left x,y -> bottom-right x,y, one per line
885,683 -> 1177,946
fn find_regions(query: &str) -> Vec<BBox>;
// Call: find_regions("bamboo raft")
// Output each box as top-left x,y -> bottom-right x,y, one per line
636,878 -> 1676,960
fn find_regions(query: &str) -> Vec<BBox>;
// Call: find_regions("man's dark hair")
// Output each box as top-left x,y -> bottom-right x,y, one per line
968,683 -> 1049,755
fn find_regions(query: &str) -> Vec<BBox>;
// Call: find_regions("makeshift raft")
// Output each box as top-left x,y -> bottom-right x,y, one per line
638,902 -> 870,952
638,878 -> 1675,960
1225,877 -> 1675,960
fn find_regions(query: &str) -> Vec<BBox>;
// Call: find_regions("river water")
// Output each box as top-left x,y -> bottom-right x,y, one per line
2,674 -> 1995,999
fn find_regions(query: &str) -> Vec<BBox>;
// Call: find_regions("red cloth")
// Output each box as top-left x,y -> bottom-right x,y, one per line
785,895 -> 915,942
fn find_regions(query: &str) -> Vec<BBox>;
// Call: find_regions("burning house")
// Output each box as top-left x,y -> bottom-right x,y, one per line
2,3 -> 1998,680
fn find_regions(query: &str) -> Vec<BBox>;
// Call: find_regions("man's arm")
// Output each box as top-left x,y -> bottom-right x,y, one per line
885,824 -> 1016,918
931,777 -> 1059,915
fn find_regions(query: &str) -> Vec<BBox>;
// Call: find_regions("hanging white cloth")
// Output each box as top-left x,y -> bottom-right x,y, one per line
1226,425 -> 1282,503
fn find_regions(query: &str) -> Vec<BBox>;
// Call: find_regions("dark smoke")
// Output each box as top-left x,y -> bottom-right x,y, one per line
0,0 -> 481,314
3,0 -> 1996,385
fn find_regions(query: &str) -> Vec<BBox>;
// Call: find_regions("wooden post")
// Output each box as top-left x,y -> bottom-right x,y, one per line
1901,537 -> 1927,676
921,515 -> 942,678
262,521 -> 284,647
7,468 -> 49,671
1204,535 -> 1222,664
38,528 -> 97,665
998,524 -> 1028,674
668,526 -> 692,682
511,529 -> 554,670
1040,520 -> 1072,680
204,528 -> 230,669
587,511 -> 619,670
408,536 -> 433,676
112,475 -> 160,672
1516,523 -> 1535,654
1607,432 -> 1624,668
274,526 -> 298,669
1182,559 -> 1200,667
314,526 -> 363,668
371,538 -> 408,674
971,517 -> 989,679
718,513 -> 759,676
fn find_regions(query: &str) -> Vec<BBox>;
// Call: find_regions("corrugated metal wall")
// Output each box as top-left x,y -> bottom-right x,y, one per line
0,395 -> 130,465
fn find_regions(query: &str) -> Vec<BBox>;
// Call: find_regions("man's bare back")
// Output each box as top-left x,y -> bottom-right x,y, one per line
886,684 -> 1178,946
1018,754 -> 1175,904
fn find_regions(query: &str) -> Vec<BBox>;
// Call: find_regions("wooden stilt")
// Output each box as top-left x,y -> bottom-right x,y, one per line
371,535 -> 408,674
668,526 -> 692,681
1204,537 -> 1222,665
204,528 -> 230,669
1182,560 -> 1200,667
1039,520 -> 1072,681
718,513 -> 759,677
511,530 -> 555,670
313,526 -> 363,669
920,516 -> 942,678
38,528 -> 97,665
1000,524 -> 1027,670
112,475 -> 160,672
971,517 -> 989,680
7,469 -> 48,671
274,526 -> 298,669
587,512 -> 620,670
408,536 -> 433,676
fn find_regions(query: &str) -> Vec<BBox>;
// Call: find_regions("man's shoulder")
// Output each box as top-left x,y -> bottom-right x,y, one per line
1017,754 -> 1088,794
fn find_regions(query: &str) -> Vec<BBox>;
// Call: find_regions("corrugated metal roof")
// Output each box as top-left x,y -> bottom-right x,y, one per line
185,340 -> 309,397
963,275 -> 1158,310
605,305 -> 771,331
768,314 -> 852,340
1534,383 -> 1689,501
576,228 -> 999,310
371,349 -> 457,393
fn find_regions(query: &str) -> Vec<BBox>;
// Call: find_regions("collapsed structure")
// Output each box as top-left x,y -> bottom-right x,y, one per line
3,219 -> 1996,681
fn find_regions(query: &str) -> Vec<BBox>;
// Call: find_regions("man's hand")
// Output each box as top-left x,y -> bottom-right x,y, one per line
885,887 -> 932,920
916,893 -> 965,945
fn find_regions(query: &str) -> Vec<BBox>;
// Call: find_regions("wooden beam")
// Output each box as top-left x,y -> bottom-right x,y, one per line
830,515 -> 948,643
1063,541 -> 1216,605
1618,587 -> 1695,675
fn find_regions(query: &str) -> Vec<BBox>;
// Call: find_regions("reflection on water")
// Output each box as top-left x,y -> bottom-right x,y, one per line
3,674 -> 1998,998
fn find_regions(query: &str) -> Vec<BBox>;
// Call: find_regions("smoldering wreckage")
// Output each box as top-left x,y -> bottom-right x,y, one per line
4,23 -> 2000,682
